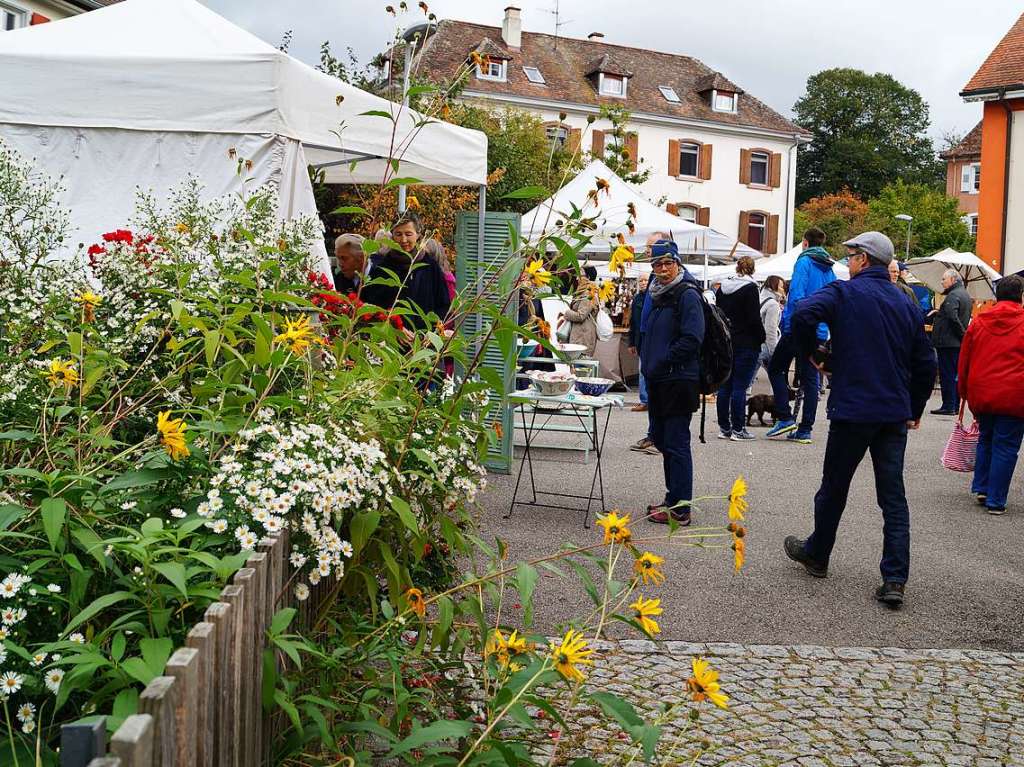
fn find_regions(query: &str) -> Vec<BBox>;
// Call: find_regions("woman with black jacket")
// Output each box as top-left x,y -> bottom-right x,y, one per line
715,256 -> 766,440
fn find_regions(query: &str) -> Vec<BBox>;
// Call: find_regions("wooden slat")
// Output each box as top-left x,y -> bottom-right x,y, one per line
87,759 -> 122,767
110,714 -> 154,767
230,568 -> 257,767
246,552 -> 268,764
218,586 -> 243,767
139,677 -> 175,767
185,622 -> 215,767
165,647 -> 199,767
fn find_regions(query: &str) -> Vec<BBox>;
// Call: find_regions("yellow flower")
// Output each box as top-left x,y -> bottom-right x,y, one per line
405,587 -> 426,617
728,475 -> 748,521
74,291 -> 102,322
608,245 -> 635,273
596,510 -> 631,545
630,596 -> 662,637
549,629 -> 593,682
524,259 -> 552,288
733,537 -> 745,572
174,222 -> 189,234
273,315 -> 320,355
406,195 -> 421,211
46,360 -> 79,392
687,657 -> 729,709
485,629 -> 528,669
156,410 -> 189,461
597,281 -> 616,303
634,552 -> 666,585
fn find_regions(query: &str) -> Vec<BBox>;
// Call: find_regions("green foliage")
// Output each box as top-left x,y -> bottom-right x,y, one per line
865,180 -> 974,259
794,68 -> 944,203
596,105 -> 652,186
793,190 -> 869,259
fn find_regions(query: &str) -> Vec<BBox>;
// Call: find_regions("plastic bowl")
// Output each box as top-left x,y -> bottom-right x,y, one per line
556,343 -> 588,361
517,339 -> 539,360
575,377 -> 614,397
528,372 -> 576,396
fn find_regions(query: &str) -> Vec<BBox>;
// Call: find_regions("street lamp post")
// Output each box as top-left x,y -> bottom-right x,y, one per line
895,214 -> 913,261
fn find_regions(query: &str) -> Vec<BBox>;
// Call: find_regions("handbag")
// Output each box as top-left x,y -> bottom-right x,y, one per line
556,318 -> 572,343
941,403 -> 979,472
595,308 -> 614,342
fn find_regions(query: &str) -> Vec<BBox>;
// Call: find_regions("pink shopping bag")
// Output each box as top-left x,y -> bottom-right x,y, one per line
941,404 -> 979,472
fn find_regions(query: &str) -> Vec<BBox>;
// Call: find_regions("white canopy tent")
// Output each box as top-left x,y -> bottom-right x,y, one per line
521,160 -> 760,264
753,244 -> 850,282
0,0 -> 488,272
905,248 -> 1001,301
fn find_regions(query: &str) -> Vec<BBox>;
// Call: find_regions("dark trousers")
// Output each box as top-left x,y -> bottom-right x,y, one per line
716,345 -> 760,433
805,421 -> 911,584
972,414 -> 1024,510
936,346 -> 960,412
768,332 -> 820,431
650,409 -> 694,512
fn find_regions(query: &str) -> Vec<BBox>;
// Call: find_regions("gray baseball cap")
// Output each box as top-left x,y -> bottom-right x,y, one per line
842,231 -> 895,265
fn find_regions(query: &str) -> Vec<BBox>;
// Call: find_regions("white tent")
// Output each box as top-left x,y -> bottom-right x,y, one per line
0,0 -> 487,272
905,249 -> 1000,301
753,244 -> 850,282
521,159 -> 760,263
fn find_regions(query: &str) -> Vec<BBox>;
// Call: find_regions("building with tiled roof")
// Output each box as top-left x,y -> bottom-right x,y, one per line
940,122 -> 982,238
960,11 -> 1024,274
403,7 -> 810,255
2,0 -> 115,31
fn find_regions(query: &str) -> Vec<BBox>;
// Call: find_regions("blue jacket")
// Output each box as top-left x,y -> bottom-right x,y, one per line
781,246 -> 837,341
791,265 -> 937,423
640,276 -> 705,384
628,288 -> 647,350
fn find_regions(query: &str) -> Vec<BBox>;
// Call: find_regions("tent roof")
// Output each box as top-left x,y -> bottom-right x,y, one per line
0,0 -> 487,186
905,249 -> 1000,300
520,159 -> 760,262
753,244 -> 850,281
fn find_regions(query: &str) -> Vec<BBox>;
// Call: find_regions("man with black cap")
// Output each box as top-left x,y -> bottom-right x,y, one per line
783,231 -> 936,606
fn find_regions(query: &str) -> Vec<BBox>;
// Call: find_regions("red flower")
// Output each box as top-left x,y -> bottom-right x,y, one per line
87,244 -> 105,256
101,229 -> 134,245
389,315 -> 404,330
423,542 -> 433,556
376,311 -> 387,322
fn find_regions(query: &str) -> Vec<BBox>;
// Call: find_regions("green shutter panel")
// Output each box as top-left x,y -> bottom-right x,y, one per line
455,211 -> 520,474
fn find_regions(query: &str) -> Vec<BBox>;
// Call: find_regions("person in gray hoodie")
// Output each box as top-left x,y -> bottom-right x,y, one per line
759,275 -> 785,372
715,256 -> 766,440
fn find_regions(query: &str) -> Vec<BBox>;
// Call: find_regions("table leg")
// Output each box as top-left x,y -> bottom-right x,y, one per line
505,404 -> 536,519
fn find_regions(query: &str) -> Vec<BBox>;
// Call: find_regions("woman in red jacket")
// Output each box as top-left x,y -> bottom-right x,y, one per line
957,274 -> 1024,515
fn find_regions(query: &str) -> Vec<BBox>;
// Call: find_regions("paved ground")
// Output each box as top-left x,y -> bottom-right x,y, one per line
477,392 -> 1024,651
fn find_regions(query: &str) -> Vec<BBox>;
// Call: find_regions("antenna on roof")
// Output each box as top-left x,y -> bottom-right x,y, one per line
540,0 -> 571,49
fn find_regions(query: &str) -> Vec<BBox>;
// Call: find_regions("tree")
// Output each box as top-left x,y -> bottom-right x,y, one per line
595,105 -> 652,186
794,68 -> 943,203
865,180 -> 973,259
792,190 -> 868,258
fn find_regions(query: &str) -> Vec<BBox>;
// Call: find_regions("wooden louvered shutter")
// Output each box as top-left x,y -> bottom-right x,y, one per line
592,130 -> 605,157
697,207 -> 710,226
567,128 -> 581,154
765,214 -> 779,254
666,203 -> 679,215
770,153 -> 782,188
739,149 -> 751,185
626,132 -> 639,171
668,139 -> 680,177
699,143 -> 713,180
738,211 -> 750,245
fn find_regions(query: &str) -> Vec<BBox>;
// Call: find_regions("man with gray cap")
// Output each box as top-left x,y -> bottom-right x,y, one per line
332,233 -> 366,294
783,231 -> 936,607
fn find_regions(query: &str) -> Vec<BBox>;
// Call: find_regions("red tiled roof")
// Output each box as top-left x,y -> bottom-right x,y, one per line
412,20 -> 806,136
940,121 -> 982,160
962,11 -> 1024,95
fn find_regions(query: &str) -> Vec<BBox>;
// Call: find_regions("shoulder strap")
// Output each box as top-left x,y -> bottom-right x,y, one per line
760,296 -> 775,310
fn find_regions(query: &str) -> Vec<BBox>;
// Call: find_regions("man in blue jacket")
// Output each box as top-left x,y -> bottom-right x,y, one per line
765,228 -> 837,443
783,232 -> 937,607
640,240 -> 705,525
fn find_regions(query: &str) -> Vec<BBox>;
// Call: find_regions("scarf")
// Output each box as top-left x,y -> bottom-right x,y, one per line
648,272 -> 686,305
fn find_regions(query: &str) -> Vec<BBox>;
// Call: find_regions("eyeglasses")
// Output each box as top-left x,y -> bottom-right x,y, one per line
651,260 -> 676,270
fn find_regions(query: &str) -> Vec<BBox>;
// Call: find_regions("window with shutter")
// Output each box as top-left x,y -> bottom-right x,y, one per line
678,141 -> 700,178
544,123 -> 570,149
972,163 -> 981,193
699,144 -> 713,180
696,207 -> 710,226
749,151 -> 770,186
765,214 -> 779,254
745,212 -> 767,251
626,133 -> 639,172
592,130 -> 605,158
770,153 -> 782,188
676,204 -> 699,223
668,140 -> 680,177
961,165 -> 973,193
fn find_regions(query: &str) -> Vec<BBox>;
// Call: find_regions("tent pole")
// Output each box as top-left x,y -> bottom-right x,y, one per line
703,232 -> 709,290
477,183 -> 487,289
397,38 -> 415,213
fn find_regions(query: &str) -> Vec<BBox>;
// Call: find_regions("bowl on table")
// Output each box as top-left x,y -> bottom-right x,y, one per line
517,338 -> 539,359
555,343 -> 587,361
528,371 -> 576,396
575,377 -> 614,397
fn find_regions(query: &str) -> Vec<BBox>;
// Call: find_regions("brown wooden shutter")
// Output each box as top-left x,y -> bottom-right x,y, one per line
567,128 -> 581,154
699,143 -> 713,180
697,207 -> 710,226
765,214 -> 780,254
739,149 -> 751,185
30,12 -> 51,24
770,153 -> 782,188
666,203 -> 679,215
668,139 -> 680,177
626,132 -> 639,172
592,130 -> 605,157
738,211 -> 750,245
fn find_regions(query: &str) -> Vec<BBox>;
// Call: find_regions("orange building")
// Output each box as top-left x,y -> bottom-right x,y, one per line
961,11 -> 1024,275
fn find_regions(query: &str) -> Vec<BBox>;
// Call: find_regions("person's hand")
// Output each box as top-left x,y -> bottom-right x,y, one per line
628,346 -> 637,356
906,419 -> 921,430
810,356 -> 827,373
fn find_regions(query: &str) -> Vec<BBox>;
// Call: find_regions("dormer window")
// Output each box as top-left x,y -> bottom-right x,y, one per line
659,86 -> 681,103
600,73 -> 626,97
712,89 -> 738,113
523,66 -> 545,84
477,59 -> 508,82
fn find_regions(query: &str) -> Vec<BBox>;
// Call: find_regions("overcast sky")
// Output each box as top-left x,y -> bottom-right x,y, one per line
207,0 -> 1020,143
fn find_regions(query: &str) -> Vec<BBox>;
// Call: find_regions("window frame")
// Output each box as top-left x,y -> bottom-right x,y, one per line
522,66 -> 546,84
677,140 -> 701,179
476,59 -> 508,82
544,122 -> 570,149
598,73 -> 627,98
749,150 -> 771,187
963,213 -> 979,237
1,1 -> 28,31
711,89 -> 738,113
675,204 -> 700,223
658,85 -> 681,103
746,211 -> 768,251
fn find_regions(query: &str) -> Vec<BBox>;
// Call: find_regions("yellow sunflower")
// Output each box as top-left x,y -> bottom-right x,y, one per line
46,360 -> 79,392
687,657 -> 729,709
549,629 -> 593,682
273,315 -> 320,355
596,510 -> 631,545
524,259 -> 552,288
733,537 -> 746,572
608,245 -> 635,274
597,281 -> 616,303
405,587 -> 426,618
630,596 -> 663,637
74,291 -> 102,322
485,629 -> 528,669
156,410 -> 189,461
633,552 -> 666,585
728,475 -> 748,521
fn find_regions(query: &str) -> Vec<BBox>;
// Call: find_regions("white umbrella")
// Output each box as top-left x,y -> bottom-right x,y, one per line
905,249 -> 1000,301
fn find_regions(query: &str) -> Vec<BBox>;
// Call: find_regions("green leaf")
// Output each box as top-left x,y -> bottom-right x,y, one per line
64,591 -> 139,633
81,364 -> 107,396
384,176 -> 424,188
431,595 -> 453,648
359,109 -> 397,120
0,430 -> 37,442
41,497 -> 67,551
254,331 -> 270,366
204,330 -> 221,367
111,688 -> 138,722
262,648 -> 277,710
111,631 -> 126,663
269,607 -> 297,637
329,205 -> 369,216
140,637 -> 173,676
387,720 -> 473,757
67,331 -> 82,355
515,562 -> 538,628
151,562 -> 189,599
501,185 -> 549,200
349,510 -> 380,554
0,504 -> 27,531
390,496 -> 419,536
103,469 -> 169,493
589,691 -> 643,729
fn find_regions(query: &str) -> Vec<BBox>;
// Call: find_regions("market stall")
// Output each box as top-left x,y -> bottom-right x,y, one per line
905,248 -> 1000,301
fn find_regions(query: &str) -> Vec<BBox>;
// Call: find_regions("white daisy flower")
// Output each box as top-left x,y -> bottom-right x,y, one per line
169,508 -> 186,519
30,652 -> 47,667
69,632 -> 85,644
289,552 -> 307,568
22,719 -> 35,734
196,502 -> 212,518
210,520 -> 228,534
16,702 -> 35,723
207,496 -> 224,512
307,569 -> 322,586
1,671 -> 24,694
47,584 -> 61,593
294,583 -> 310,601
340,541 -> 354,558
238,532 -> 257,550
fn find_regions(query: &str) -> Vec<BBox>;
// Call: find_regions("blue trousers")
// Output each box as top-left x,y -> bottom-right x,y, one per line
638,361 -> 648,405
972,414 -> 1024,510
936,347 -> 960,412
768,333 -> 820,431
716,345 -> 760,433
650,411 -> 693,510
805,421 -> 911,583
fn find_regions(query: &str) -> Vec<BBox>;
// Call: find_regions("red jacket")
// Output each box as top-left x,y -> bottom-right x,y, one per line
958,300 -> 1024,418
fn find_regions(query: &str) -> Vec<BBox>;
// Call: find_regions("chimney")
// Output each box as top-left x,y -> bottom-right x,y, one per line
502,6 -> 522,49
588,32 -> 604,42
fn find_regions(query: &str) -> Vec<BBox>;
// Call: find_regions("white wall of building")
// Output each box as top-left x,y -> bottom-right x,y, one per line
1005,111 -> 1024,275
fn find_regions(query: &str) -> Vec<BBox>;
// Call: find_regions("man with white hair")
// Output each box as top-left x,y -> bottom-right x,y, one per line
332,233 -> 366,294
929,268 -> 972,415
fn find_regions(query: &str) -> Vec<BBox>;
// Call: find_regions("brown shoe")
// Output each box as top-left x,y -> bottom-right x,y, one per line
629,437 -> 657,453
648,508 -> 691,526
631,404 -> 648,412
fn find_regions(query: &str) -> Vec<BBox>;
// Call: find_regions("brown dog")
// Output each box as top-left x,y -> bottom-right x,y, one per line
746,390 -> 796,426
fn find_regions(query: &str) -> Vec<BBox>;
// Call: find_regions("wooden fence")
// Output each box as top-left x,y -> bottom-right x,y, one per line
62,530 -> 335,767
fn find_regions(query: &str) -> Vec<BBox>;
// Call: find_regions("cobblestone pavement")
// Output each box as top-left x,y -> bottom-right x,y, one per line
562,640 -> 1024,766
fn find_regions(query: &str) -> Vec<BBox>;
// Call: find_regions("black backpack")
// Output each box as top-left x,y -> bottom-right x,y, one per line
681,283 -> 733,395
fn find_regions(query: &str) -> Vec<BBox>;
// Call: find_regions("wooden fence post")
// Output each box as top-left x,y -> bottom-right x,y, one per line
165,647 -> 199,767
139,677 -> 176,767
109,714 -> 154,767
231,567 -> 257,767
61,718 -> 106,767
185,622 -> 215,767
246,552 -> 268,765
204,601 -> 233,767
219,584 -> 244,767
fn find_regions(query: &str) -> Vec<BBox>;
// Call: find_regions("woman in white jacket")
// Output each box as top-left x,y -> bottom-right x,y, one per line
759,275 -> 785,373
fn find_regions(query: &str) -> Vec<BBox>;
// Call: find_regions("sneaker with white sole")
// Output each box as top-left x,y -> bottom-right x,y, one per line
730,429 -> 756,441
787,429 -> 813,444
765,419 -> 796,439
717,430 -> 732,440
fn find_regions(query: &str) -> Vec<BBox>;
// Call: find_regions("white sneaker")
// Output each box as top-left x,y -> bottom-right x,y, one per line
717,430 -> 732,440
730,429 -> 756,441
